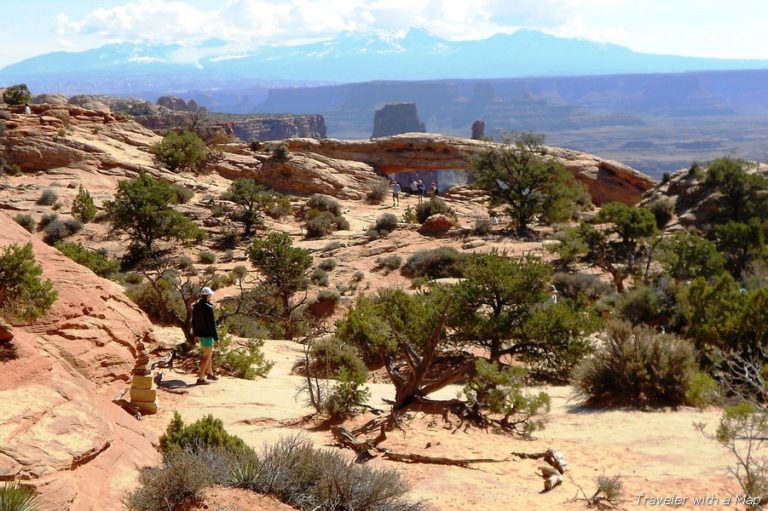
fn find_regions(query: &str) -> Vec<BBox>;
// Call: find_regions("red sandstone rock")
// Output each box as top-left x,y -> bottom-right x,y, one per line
418,214 -> 455,236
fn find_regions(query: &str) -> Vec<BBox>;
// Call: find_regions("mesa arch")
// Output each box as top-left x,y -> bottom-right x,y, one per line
285,133 -> 657,205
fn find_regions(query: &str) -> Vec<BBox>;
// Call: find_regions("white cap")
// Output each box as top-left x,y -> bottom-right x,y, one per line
200,287 -> 214,296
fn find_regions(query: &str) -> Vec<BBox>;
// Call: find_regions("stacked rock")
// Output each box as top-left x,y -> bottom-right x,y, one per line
129,332 -> 158,414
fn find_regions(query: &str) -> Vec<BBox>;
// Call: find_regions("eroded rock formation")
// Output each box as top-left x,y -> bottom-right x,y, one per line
372,103 -> 425,138
286,133 -> 657,205
0,213 -> 159,510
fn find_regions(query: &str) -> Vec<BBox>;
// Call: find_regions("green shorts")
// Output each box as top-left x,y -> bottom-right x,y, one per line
198,336 -> 215,348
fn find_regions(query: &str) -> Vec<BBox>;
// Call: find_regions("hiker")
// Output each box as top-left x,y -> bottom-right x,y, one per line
429,181 -> 438,197
417,180 -> 425,204
192,286 -> 219,385
23,103 -> 31,115
410,179 -> 418,195
391,181 -> 401,206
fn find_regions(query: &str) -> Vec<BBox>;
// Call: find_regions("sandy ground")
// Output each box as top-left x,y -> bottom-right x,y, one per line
141,333 -> 743,511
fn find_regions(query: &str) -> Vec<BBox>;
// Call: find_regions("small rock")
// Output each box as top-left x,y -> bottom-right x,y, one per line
418,214 -> 454,236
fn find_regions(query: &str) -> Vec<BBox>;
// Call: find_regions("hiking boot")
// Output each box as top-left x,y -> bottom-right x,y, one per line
206,373 -> 219,381
196,378 -> 210,385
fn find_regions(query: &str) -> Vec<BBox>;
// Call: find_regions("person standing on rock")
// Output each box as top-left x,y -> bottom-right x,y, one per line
417,180 -> 425,204
391,181 -> 401,207
23,103 -> 31,115
192,287 -> 219,385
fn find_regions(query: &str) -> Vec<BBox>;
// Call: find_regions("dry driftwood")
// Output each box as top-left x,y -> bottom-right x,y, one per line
381,451 -> 509,468
512,448 -> 568,492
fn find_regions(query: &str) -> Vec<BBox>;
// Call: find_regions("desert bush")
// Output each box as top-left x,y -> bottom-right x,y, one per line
375,213 -> 398,233
322,241 -> 343,253
686,371 -> 720,409
55,242 -> 120,278
126,447 -> 232,511
576,321 -> 698,408
249,140 -> 262,152
126,278 -> 184,325
401,205 -> 418,224
13,214 -> 35,233
375,254 -> 402,273
175,255 -> 195,271
365,178 -> 390,204
3,84 -> 32,105
615,282 -> 678,326
36,189 -> 58,206
271,143 -> 289,160
324,367 -> 371,420
214,334 -> 274,380
42,217 -> 82,244
308,338 -> 367,381
265,193 -> 292,219
0,483 -> 38,511
552,271 -> 612,301
310,268 -> 329,286
351,270 -> 364,282
150,130 -> 208,173
124,272 -> 143,285
415,197 -> 455,224
402,247 -> 467,279
160,412 -> 248,454
647,197 -> 675,229
307,194 -> 341,215
252,436 -> 422,511
305,209 -> 349,238
71,186 -> 96,223
473,217 -> 492,235
317,258 -> 337,271
463,360 -> 551,438
0,243 -> 57,322
171,183 -> 195,204
198,250 -> 216,264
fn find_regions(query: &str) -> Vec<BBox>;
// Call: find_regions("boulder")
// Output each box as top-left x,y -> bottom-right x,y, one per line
418,214 -> 455,236
32,94 -> 69,106
0,317 -> 12,342
156,95 -> 189,111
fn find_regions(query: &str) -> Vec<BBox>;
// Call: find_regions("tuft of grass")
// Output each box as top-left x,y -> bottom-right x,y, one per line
0,483 -> 38,511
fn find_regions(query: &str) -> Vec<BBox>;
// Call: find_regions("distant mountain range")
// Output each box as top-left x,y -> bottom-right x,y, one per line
1,29 -> 767,94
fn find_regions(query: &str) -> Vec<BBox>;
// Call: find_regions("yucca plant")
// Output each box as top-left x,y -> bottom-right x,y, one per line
0,483 -> 38,511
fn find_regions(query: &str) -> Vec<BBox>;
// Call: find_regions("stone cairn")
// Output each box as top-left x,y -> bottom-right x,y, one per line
128,332 -> 158,414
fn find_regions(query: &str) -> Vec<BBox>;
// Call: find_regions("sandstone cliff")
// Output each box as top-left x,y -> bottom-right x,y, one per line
285,133 -> 657,205
0,212 -> 159,510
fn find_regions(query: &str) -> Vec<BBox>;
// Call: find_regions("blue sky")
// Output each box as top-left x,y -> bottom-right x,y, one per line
1,0 -> 766,67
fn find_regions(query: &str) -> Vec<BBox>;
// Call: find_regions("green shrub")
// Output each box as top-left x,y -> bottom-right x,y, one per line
307,194 -> 341,215
647,197 -> 675,229
215,334 -> 274,380
686,371 -> 720,409
2,84 -> 32,105
324,367 -> 371,420
124,272 -> 143,285
126,278 -> 183,325
159,412 -> 248,454
0,483 -> 38,511
576,321 -> 698,408
474,217 -> 492,235
265,193 -> 292,219
71,186 -> 96,223
309,338 -> 367,381
0,242 -> 57,322
322,241 -> 343,253
375,254 -> 402,273
271,143 -> 289,160
351,270 -> 364,283
36,189 -> 58,206
13,214 -> 35,233
55,242 -> 120,278
171,183 -> 195,204
401,206 -> 418,224
310,268 -> 329,286
415,197 -> 455,224
150,130 -> 208,173
463,359 -> 550,438
317,258 -> 337,271
198,250 -> 216,264
402,247 -> 467,278
175,255 -> 195,271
